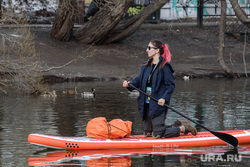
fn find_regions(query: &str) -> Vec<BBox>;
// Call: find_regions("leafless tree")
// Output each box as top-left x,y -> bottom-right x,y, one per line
218,0 -> 234,77
52,0 -> 169,45
102,0 -> 169,44
229,0 -> 250,28
74,0 -> 133,44
0,12 -> 44,94
50,0 -> 77,42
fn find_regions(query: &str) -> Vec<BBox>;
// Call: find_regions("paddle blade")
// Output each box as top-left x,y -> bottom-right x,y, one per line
211,131 -> 238,147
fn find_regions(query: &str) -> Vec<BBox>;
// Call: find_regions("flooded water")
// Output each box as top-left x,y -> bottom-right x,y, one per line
0,79 -> 250,166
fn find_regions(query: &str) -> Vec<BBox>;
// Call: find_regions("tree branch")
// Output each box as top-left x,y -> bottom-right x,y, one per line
229,0 -> 250,28
243,31 -> 248,77
229,53 -> 240,78
41,45 -> 94,72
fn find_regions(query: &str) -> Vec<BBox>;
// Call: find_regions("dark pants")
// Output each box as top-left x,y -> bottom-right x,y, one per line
84,1 -> 100,21
144,107 -> 180,138
162,125 -> 180,138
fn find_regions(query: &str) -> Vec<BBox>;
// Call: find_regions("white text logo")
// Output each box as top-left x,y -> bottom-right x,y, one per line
200,154 -> 242,162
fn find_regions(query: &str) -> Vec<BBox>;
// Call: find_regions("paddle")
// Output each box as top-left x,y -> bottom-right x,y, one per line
128,83 -> 238,147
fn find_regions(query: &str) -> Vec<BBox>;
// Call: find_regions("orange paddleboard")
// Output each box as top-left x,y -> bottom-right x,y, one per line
28,129 -> 250,150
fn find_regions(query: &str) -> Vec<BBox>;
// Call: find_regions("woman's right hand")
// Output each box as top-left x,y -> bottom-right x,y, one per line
123,80 -> 130,87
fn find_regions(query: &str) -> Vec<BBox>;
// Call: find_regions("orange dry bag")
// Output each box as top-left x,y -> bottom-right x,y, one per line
86,117 -> 132,139
109,119 -> 132,138
86,117 -> 109,139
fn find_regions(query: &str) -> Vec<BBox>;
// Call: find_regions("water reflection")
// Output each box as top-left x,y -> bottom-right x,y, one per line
168,79 -> 250,131
0,79 -> 249,166
28,145 -> 250,166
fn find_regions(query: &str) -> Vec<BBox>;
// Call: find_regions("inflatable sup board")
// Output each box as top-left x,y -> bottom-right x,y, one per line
28,129 -> 250,150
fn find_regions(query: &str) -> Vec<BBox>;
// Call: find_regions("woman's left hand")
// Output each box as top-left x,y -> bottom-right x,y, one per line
158,98 -> 165,106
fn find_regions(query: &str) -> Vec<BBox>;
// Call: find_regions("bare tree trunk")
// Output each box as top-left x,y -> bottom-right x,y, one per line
0,0 -> 2,19
229,0 -> 250,28
75,0 -> 85,24
104,0 -> 169,44
51,0 -> 170,44
50,0 -> 77,42
218,0 -> 234,78
74,0 -> 133,44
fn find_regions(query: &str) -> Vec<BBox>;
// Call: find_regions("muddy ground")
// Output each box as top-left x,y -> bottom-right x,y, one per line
31,23 -> 250,83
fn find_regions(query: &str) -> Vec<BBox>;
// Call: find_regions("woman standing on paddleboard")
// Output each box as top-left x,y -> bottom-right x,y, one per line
123,39 -> 197,138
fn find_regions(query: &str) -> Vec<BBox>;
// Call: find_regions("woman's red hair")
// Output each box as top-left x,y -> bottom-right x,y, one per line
150,40 -> 172,69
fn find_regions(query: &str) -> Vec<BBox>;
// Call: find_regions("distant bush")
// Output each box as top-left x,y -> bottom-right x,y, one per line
0,11 -> 45,94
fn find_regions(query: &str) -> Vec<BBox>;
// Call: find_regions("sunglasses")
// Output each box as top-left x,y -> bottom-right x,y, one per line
147,46 -> 158,50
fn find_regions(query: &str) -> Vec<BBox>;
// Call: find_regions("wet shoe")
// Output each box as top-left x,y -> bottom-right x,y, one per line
143,132 -> 152,137
182,120 -> 197,136
172,119 -> 182,127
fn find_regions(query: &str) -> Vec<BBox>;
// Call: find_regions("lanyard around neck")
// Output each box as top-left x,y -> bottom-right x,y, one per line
148,63 -> 159,83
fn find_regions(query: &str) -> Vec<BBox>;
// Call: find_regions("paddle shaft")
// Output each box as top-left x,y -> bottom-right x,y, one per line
128,83 -> 238,147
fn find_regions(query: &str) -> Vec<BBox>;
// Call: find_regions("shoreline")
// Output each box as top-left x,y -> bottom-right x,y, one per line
1,23 -> 250,84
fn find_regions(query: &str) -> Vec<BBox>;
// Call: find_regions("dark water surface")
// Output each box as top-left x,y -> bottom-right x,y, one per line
0,79 -> 250,166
